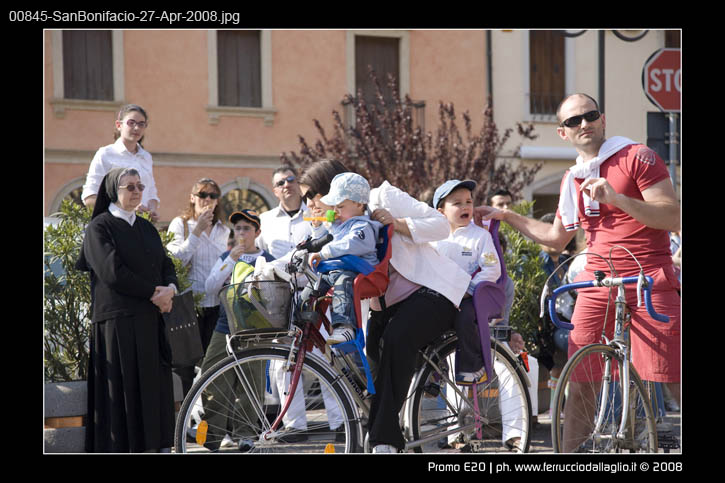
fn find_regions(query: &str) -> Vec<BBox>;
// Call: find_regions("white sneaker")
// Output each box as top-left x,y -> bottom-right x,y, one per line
372,444 -> 398,453
455,366 -> 487,386
326,326 -> 355,345
220,434 -> 235,448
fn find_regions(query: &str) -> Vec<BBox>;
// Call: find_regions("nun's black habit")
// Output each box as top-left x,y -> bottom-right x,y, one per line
77,168 -> 177,453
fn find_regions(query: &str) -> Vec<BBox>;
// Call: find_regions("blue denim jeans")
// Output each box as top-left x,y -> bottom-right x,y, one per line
305,269 -> 357,329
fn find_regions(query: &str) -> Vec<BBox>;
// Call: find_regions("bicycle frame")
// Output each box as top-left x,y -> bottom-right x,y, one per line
543,248 -> 671,453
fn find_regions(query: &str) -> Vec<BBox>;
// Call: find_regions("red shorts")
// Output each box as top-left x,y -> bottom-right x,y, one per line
567,264 -> 681,383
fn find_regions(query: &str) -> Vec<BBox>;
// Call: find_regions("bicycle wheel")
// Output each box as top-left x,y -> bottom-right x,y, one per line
174,346 -> 361,453
551,344 -> 657,453
408,336 -> 532,453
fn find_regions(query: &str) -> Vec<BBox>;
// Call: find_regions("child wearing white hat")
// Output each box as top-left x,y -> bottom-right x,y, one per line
307,172 -> 383,344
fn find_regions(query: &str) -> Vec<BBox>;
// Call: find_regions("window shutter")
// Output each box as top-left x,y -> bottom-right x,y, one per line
62,30 -> 113,101
217,30 -> 262,107
355,36 -> 399,104
529,31 -> 565,115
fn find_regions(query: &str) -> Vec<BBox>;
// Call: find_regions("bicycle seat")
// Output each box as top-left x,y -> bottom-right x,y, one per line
468,219 -> 509,382
315,224 -> 395,395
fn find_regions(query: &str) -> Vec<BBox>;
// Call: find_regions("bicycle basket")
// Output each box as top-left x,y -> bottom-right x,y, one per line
220,280 -> 293,333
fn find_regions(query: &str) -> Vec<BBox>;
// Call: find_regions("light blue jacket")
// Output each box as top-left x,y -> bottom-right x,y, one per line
319,215 -> 383,266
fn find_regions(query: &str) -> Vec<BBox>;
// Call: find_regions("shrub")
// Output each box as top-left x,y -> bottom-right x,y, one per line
499,200 -> 548,356
43,200 -> 195,382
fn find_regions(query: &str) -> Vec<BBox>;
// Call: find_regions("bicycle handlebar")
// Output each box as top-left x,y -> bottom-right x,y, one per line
296,233 -> 334,253
542,274 -> 670,331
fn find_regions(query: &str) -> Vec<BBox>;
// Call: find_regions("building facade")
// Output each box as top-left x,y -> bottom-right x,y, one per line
44,29 -> 680,226
44,29 -> 491,225
489,29 -> 681,218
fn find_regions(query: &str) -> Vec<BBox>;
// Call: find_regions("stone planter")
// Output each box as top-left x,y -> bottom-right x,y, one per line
44,381 -> 87,453
44,375 -> 185,453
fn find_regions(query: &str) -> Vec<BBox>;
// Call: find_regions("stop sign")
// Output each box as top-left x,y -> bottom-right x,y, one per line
642,48 -> 681,112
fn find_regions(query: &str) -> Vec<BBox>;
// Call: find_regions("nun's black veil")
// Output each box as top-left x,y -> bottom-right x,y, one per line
75,167 -> 134,271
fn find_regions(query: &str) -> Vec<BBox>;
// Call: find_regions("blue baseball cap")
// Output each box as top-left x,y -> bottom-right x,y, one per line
433,179 -> 477,209
320,172 -> 371,206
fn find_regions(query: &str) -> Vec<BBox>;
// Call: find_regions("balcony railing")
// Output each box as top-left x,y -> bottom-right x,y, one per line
527,92 -> 561,121
341,96 -> 426,133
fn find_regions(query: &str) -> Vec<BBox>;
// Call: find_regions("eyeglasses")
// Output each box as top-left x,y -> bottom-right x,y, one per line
195,192 -> 220,200
560,110 -> 601,128
123,119 -> 148,129
274,175 -> 297,188
119,183 -> 146,192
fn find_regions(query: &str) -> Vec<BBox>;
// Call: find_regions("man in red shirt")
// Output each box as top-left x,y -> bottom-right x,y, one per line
477,93 -> 680,452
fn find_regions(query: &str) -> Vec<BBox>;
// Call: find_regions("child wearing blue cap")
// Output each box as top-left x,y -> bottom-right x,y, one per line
307,172 -> 383,344
432,179 -> 502,385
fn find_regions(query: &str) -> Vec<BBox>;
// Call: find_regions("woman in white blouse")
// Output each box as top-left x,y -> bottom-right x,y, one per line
166,178 -> 230,395
82,104 -> 161,222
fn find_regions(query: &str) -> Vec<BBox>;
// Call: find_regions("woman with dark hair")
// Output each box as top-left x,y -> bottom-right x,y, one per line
298,159 -> 470,453
81,104 -> 161,222
77,167 -> 178,453
166,178 -> 230,393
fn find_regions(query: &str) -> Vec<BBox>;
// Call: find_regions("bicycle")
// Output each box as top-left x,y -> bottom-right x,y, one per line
541,247 -> 672,453
174,233 -> 532,453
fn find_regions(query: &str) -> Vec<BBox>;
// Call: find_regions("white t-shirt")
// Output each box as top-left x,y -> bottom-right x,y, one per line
82,137 -> 159,206
432,222 -> 501,295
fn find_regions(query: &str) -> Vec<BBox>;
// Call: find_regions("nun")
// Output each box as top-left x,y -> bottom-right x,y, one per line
77,167 -> 178,453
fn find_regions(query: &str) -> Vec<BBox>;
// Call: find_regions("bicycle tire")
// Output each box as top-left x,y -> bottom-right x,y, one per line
551,344 -> 657,453
408,336 -> 532,453
174,346 -> 361,453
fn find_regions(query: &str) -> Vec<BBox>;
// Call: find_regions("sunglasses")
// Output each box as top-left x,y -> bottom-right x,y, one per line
195,192 -> 220,200
561,110 -> 601,128
118,183 -> 145,192
274,175 -> 297,188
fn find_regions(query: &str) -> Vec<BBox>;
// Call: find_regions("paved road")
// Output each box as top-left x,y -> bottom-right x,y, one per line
529,410 -> 681,454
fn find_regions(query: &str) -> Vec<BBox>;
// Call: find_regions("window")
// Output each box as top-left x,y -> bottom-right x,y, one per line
343,31 -> 422,132
529,30 -> 565,117
665,30 -> 680,48
217,30 -> 262,108
62,30 -> 114,101
206,30 -> 275,125
50,30 -> 124,118
355,35 -> 400,105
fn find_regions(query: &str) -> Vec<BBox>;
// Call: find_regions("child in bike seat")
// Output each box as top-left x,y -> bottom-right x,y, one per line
306,172 -> 383,345
431,179 -> 501,385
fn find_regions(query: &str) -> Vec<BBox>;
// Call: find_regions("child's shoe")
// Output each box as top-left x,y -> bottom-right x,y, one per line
455,367 -> 487,386
326,325 -> 355,345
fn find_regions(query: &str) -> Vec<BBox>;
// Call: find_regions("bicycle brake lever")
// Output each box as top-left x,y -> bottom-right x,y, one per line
539,285 -> 549,318
636,271 -> 645,308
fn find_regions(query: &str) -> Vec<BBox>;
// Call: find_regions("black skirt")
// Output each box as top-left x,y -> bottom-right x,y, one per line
85,312 -> 175,453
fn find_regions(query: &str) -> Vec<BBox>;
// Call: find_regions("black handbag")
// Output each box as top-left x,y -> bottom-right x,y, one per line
162,289 -> 204,368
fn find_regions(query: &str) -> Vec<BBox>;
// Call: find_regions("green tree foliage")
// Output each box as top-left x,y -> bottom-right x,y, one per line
499,201 -> 548,355
43,200 -> 195,382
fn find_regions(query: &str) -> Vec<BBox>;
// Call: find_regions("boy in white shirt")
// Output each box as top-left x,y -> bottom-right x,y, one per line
431,180 -> 501,385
